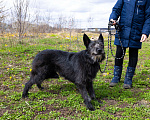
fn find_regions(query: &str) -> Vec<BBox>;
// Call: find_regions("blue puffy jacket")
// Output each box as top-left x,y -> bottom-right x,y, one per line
109,0 -> 150,49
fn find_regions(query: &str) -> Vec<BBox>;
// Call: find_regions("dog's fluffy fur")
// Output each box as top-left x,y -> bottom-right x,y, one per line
22,33 -> 105,111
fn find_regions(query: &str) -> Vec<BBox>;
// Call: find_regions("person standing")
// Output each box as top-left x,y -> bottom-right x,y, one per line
109,0 -> 150,89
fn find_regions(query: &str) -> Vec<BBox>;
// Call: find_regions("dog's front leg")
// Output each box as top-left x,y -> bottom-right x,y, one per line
86,81 -> 103,104
76,83 -> 95,111
86,81 -> 96,100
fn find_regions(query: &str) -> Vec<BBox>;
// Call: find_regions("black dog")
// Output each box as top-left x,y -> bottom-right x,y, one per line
22,33 -> 105,111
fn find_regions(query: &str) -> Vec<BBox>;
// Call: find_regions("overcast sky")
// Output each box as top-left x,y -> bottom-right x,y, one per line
4,0 -> 117,28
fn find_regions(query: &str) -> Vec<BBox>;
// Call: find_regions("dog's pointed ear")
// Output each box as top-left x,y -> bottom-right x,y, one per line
83,33 -> 91,48
98,34 -> 104,43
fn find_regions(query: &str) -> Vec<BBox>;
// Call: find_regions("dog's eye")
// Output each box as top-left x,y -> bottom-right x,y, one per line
90,43 -> 95,48
99,43 -> 104,47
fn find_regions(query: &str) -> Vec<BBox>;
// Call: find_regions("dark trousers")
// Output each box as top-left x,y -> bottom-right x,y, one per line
115,45 -> 138,68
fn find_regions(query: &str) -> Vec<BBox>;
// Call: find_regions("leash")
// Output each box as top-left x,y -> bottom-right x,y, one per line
99,21 -> 125,73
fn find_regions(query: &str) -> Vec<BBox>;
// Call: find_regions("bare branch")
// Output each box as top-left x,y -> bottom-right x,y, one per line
12,0 -> 30,42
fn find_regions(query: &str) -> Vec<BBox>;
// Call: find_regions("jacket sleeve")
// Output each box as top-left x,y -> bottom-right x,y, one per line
109,0 -> 124,21
142,0 -> 150,37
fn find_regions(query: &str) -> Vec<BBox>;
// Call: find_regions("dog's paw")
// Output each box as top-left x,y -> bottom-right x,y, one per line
85,100 -> 95,111
97,99 -> 103,104
22,94 -> 28,99
40,87 -> 44,90
88,106 -> 95,111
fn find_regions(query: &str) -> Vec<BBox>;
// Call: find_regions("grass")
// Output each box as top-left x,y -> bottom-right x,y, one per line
0,33 -> 150,120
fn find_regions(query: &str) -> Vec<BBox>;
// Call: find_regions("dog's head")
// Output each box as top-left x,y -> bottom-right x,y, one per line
83,33 -> 105,63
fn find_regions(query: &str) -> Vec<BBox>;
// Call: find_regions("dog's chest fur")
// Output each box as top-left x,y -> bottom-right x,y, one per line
68,50 -> 100,80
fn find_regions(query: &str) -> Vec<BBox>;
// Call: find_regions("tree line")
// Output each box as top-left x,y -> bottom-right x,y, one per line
0,0 -> 85,42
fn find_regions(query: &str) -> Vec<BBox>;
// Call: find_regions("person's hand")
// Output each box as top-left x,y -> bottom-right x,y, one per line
110,19 -> 116,25
140,34 -> 147,42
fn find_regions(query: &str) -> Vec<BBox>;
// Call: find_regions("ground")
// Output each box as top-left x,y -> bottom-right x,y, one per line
0,33 -> 150,119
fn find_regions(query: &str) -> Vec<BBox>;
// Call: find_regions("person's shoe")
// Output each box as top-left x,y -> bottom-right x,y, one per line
109,66 -> 122,87
123,84 -> 132,89
123,67 -> 135,89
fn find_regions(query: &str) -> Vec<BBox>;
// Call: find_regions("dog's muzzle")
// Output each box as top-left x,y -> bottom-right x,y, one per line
97,49 -> 102,54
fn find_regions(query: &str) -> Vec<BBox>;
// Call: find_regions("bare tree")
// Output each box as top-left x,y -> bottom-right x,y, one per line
69,17 -> 75,29
12,0 -> 29,42
45,10 -> 53,33
88,16 -> 93,28
0,1 -> 7,34
57,14 -> 68,31
0,1 -> 5,22
34,9 -> 40,36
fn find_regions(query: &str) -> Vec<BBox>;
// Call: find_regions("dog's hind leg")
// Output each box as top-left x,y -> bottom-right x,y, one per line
47,65 -> 59,78
22,70 -> 46,98
22,75 -> 35,98
76,83 -> 95,111
35,72 -> 48,90
36,81 -> 44,90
